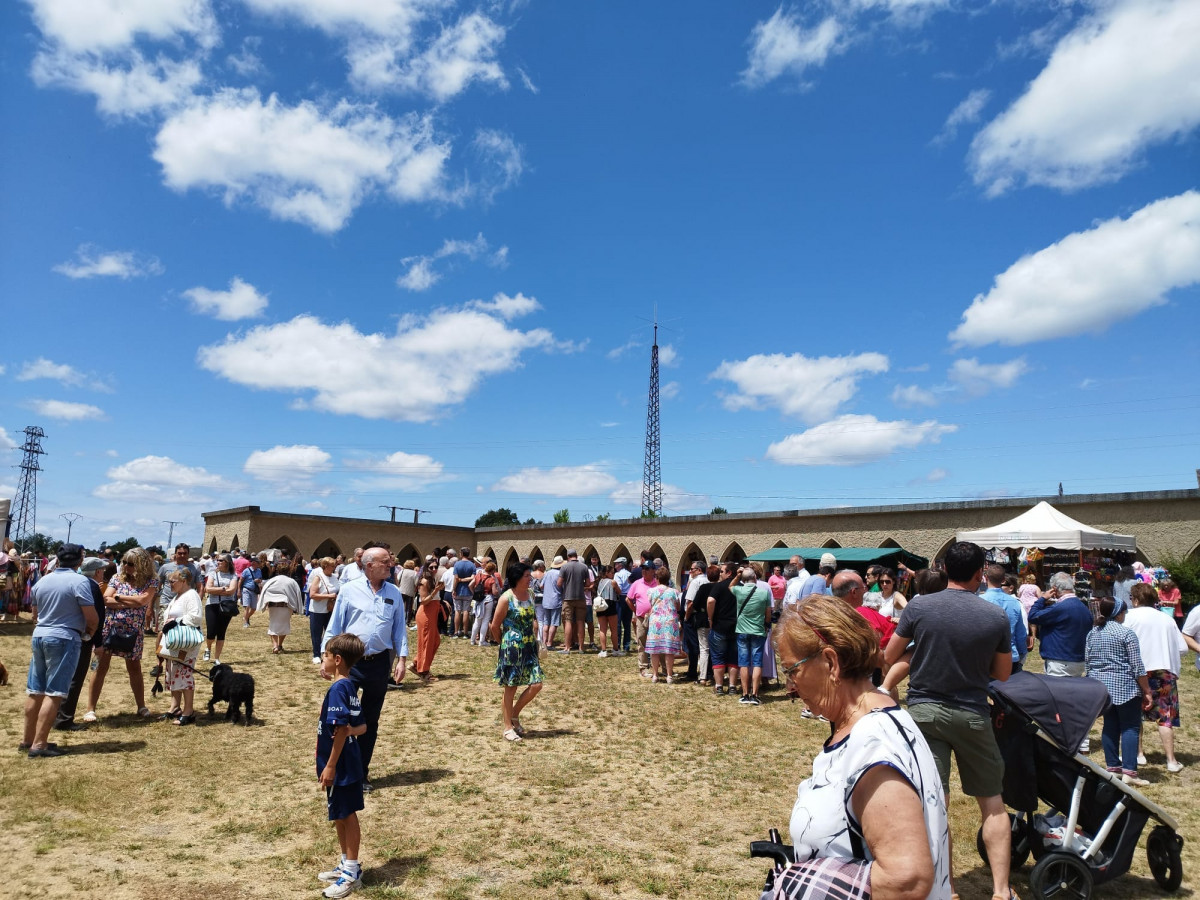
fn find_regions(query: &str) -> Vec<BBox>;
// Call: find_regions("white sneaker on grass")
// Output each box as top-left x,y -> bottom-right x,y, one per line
312,656 -> 321,664
1167,760 -> 1184,773
1137,753 -> 1148,766
319,862 -> 348,883
323,870 -> 361,898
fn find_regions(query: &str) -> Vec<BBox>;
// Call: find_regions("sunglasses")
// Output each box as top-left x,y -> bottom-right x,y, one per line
879,579 -> 894,584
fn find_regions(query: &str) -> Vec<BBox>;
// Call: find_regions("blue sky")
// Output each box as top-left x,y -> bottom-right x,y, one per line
2,0 -> 1198,550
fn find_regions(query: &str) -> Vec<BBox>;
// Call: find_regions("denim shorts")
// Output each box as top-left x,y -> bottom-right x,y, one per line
542,606 -> 562,627
709,629 -> 736,667
736,633 -> 766,669
27,636 -> 82,698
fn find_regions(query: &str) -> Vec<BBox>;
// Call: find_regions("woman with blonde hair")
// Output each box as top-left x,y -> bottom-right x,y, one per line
307,557 -> 340,664
85,547 -> 158,721
203,554 -> 241,664
773,596 -> 952,899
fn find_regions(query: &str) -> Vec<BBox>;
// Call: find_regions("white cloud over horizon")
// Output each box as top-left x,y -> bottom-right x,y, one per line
397,232 -> 508,291
184,276 -> 270,320
933,88 -> 990,146
970,0 -> 1200,194
765,414 -> 957,466
492,464 -> 619,497
952,190 -> 1200,346
345,450 -> 450,490
94,453 -> 239,504
244,444 -> 332,481
891,384 -> 938,407
712,351 -> 889,423
28,399 -> 106,421
17,358 -> 86,387
609,480 -> 709,511
741,8 -> 842,88
948,357 -> 1029,395
53,244 -> 163,279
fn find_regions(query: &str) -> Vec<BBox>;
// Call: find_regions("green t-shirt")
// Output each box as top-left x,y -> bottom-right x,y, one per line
732,583 -> 770,636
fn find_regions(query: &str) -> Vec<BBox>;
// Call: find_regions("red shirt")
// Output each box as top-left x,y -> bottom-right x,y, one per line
856,605 -> 896,649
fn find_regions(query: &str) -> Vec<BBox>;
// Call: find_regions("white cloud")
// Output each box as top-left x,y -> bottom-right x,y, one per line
53,244 -> 163,279
397,232 -> 507,291
17,358 -> 86,387
606,339 -> 642,360
25,0 -> 219,54
657,344 -> 679,367
932,88 -> 990,146
93,453 -> 239,504
473,128 -> 523,201
28,399 -> 106,421
184,276 -> 269,320
492,464 -> 618,496
765,414 -> 957,466
105,449 -> 119,457
32,50 -> 204,118
352,12 -> 508,101
346,450 -> 449,489
609,480 -> 709,511
227,37 -> 264,76
468,291 -> 539,320
711,351 -> 889,423
741,8 -> 843,88
970,0 -> 1200,194
891,384 -> 937,407
661,381 -> 681,400
154,89 -> 453,233
244,444 -> 332,481
242,0 -> 432,39
925,467 -> 949,483
0,428 -> 17,450
517,67 -> 538,94
0,483 -> 20,496
948,357 -> 1028,395
198,302 -> 553,422
951,191 -> 1200,346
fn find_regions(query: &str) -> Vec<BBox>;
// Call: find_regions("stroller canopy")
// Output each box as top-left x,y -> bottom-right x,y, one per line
989,670 -> 1110,753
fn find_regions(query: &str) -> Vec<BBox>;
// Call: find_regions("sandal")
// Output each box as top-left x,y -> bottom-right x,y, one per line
503,728 -> 522,742
512,719 -> 526,736
158,709 -> 182,721
82,711 -> 98,723
137,707 -> 152,718
175,714 -> 196,726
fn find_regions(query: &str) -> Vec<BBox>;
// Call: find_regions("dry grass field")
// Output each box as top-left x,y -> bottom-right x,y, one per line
1,619 -> 1197,900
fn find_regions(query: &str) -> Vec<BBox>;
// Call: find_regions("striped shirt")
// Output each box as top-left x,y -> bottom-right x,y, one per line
1085,622 -> 1145,705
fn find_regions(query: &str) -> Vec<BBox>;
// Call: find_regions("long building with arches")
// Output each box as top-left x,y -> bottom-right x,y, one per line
203,486 -> 1200,585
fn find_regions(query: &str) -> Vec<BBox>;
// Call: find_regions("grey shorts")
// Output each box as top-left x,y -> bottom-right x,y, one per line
908,701 -> 1004,798
453,597 -> 473,614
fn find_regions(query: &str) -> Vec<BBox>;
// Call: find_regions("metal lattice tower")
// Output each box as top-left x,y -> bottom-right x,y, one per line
12,426 -> 47,547
641,320 -> 663,516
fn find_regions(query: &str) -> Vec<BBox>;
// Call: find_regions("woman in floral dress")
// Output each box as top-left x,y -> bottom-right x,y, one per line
489,562 -> 543,742
644,565 -> 683,683
85,547 -> 158,721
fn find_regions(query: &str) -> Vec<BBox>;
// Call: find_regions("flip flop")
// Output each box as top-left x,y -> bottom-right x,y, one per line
503,729 -> 522,742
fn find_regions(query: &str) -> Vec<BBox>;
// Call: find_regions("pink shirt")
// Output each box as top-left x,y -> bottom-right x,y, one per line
768,574 -> 787,601
233,557 -> 252,576
627,577 -> 657,617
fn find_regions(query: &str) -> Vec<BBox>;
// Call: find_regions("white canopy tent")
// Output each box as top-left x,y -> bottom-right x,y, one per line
956,501 -> 1137,552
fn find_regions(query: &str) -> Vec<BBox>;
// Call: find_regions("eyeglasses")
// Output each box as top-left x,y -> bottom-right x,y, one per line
782,656 -> 812,679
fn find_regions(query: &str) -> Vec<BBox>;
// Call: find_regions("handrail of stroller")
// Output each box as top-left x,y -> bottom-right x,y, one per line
1033,727 -> 1179,832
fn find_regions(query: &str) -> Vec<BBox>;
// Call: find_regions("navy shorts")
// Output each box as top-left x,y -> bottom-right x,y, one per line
709,629 -> 737,667
326,782 -> 364,821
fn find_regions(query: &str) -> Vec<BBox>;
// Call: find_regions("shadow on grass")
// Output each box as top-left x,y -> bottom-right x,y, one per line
371,767 -> 453,788
524,728 -> 577,739
67,739 -> 148,754
364,853 -> 430,886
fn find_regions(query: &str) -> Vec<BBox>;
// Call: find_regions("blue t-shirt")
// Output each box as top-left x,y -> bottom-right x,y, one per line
316,678 -> 363,786
982,587 -> 1029,663
541,568 -> 563,609
31,568 -> 92,643
799,573 -> 831,597
452,559 -> 477,598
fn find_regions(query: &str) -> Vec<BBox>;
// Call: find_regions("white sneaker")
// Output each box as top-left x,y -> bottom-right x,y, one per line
1137,753 -> 1148,766
1167,760 -> 1184,773
312,656 -> 321,664
597,650 -> 608,658
318,863 -> 348,883
323,870 -> 361,898
1123,773 -> 1150,787
203,649 -> 211,661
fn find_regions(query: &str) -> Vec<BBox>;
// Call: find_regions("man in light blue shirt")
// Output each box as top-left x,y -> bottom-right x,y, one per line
321,547 -> 407,790
541,557 -> 563,648
982,565 -> 1029,671
798,553 -> 837,597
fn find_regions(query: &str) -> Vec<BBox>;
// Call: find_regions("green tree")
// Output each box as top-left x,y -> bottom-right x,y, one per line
640,510 -> 659,519
108,536 -> 142,556
553,508 -> 571,524
595,512 -> 611,522
475,508 -> 520,528
523,517 -> 540,526
18,532 -> 61,555
1161,553 -> 1200,613
710,506 -> 729,516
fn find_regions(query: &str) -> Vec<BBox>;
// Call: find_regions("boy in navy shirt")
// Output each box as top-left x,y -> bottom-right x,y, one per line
317,633 -> 367,898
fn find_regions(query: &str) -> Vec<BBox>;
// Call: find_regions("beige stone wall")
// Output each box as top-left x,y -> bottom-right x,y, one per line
202,507 -> 473,562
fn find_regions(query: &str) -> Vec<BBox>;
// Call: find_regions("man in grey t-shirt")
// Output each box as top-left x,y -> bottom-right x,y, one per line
885,541 -> 1013,900
157,543 -> 204,629
558,549 -> 590,654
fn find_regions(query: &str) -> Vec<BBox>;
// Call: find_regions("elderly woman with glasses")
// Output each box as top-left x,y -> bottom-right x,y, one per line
772,595 -> 951,900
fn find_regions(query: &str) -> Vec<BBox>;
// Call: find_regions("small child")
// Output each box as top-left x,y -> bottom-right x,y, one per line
316,633 -> 367,899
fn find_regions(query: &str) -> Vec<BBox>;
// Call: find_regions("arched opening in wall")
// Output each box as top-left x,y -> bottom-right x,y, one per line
822,538 -> 842,548
230,534 -> 240,551
878,538 -> 901,549
312,538 -> 342,560
932,538 -> 955,562
772,539 -> 788,549
721,541 -> 747,563
1187,540 -> 1200,565
646,542 -> 669,577
677,542 -> 705,587
1134,548 -> 1152,566
582,544 -> 600,567
271,535 -> 299,555
610,543 -> 632,566
483,547 -> 498,564
395,543 -> 420,565
208,537 -> 218,554
502,548 -> 519,575
527,546 -> 545,565
554,545 -> 568,563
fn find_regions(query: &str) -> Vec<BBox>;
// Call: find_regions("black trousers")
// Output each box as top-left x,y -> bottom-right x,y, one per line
683,621 -> 700,679
348,652 -> 390,782
309,612 -> 332,658
56,639 -> 94,726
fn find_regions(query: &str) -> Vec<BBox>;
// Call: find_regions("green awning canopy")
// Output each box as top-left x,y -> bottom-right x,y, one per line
746,546 -> 928,572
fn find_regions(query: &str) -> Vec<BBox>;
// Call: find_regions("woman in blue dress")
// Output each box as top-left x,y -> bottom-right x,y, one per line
489,562 -> 543,742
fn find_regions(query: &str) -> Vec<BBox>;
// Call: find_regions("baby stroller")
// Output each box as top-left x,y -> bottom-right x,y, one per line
980,670 -> 1184,899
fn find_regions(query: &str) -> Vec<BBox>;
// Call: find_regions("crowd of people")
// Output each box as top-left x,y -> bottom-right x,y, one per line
8,533 -> 1199,900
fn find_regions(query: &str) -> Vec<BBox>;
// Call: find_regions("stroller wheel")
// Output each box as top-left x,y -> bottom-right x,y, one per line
977,813 -> 1031,870
1147,825 -> 1183,892
1029,852 -> 1092,900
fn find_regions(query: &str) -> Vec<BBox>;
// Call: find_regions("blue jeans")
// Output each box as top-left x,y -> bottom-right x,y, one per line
736,633 -> 766,669
617,600 -> 633,650
27,636 -> 81,698
1102,695 -> 1143,774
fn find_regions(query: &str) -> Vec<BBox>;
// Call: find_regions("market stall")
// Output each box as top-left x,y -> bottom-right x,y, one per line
747,546 -> 928,574
956,501 -> 1137,597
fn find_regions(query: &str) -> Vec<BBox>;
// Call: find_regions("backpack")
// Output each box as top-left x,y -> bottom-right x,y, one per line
472,571 -> 489,602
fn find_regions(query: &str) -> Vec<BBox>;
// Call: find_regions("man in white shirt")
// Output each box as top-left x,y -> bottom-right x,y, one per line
339,548 -> 365,585
1124,582 -> 1188,772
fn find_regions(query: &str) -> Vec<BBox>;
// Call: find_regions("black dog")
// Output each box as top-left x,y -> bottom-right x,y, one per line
206,662 -> 255,725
